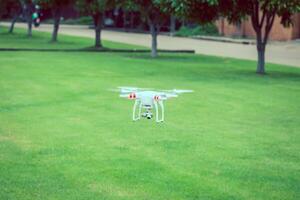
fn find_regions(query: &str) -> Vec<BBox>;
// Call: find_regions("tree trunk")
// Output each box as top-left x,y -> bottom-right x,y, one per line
27,19 -> 32,37
51,12 -> 61,42
93,13 -> 103,48
256,43 -> 266,74
9,15 -> 18,33
95,27 -> 102,48
256,32 -> 266,74
150,23 -> 158,58
24,3 -> 34,37
170,15 -> 176,36
250,3 -> 275,75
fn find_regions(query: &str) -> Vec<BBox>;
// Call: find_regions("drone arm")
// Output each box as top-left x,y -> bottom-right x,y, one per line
154,101 -> 158,122
138,100 -> 142,118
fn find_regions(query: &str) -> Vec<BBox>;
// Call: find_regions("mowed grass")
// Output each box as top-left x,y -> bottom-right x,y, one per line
0,26 -> 145,49
0,27 -> 300,200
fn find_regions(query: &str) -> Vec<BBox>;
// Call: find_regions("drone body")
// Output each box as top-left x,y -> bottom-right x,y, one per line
115,87 -> 193,122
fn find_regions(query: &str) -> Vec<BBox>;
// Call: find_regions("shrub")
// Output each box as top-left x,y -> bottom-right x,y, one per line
62,16 -> 93,25
175,23 -> 219,37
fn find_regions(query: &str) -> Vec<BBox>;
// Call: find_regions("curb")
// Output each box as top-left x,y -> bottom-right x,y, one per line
189,36 -> 256,45
0,48 -> 195,54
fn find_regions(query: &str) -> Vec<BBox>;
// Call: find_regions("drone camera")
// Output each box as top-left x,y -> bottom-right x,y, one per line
142,112 -> 153,119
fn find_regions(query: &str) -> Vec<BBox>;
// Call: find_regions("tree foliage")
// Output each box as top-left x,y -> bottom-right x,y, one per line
0,0 -> 22,18
0,0 -> 8,20
220,0 -> 300,26
36,0 -> 74,13
76,0 -> 116,15
158,0 -> 219,24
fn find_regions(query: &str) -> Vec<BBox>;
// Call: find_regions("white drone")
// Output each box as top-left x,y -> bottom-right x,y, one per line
113,86 -> 193,122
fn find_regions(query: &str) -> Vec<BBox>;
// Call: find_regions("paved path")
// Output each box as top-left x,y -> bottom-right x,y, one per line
2,23 -> 300,67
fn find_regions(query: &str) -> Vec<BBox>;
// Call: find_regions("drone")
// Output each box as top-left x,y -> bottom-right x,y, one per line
112,87 -> 193,122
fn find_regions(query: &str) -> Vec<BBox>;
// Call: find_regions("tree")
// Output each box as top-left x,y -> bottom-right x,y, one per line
23,0 -> 35,37
0,0 -> 35,36
0,0 -> 22,33
6,0 -> 23,33
37,0 -> 74,42
219,0 -> 300,74
120,0 -> 169,57
76,0 -> 116,48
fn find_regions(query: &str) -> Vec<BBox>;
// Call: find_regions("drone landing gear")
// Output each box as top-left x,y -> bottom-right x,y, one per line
132,100 -> 164,122
154,101 -> 164,123
132,100 -> 142,121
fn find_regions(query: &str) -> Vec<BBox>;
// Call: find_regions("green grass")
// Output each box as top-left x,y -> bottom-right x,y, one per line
0,26 -> 145,50
0,27 -> 300,200
44,16 -> 98,26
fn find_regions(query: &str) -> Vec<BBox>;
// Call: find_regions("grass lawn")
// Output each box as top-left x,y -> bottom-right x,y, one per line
0,27 -> 300,200
0,26 -> 145,50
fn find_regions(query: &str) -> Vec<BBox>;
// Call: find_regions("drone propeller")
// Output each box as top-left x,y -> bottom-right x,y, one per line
108,87 -> 138,92
118,86 -> 152,90
163,89 -> 194,94
116,86 -> 155,95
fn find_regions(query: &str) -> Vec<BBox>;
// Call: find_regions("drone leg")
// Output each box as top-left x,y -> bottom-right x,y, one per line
155,101 -> 164,122
133,100 -> 141,121
154,101 -> 163,123
158,101 -> 164,122
154,101 -> 159,122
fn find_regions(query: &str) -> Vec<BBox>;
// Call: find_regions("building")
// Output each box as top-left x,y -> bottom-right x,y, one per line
216,13 -> 300,41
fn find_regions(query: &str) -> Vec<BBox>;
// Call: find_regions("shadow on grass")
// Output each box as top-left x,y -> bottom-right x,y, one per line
0,31 -> 44,39
120,53 -> 224,64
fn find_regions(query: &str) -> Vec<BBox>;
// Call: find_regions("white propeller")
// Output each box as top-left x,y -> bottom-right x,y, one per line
163,89 -> 194,94
111,87 -> 193,95
117,86 -> 153,93
118,86 -> 152,90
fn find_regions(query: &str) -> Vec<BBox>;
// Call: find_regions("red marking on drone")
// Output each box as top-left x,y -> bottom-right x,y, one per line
129,93 -> 136,99
154,95 -> 160,101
